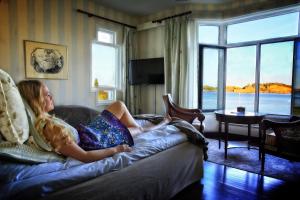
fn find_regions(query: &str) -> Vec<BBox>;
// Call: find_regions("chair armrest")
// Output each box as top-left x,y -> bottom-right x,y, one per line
261,119 -> 300,147
262,119 -> 300,129
163,94 -> 205,132
290,116 -> 300,122
172,102 -> 203,113
169,105 -> 205,123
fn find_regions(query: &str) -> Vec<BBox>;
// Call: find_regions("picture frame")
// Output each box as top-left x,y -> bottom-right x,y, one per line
24,40 -> 68,79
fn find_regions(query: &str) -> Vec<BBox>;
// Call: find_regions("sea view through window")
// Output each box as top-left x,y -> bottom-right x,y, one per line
199,9 -> 299,115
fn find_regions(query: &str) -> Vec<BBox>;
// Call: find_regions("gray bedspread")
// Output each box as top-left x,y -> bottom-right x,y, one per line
134,116 -> 209,159
0,124 -> 197,200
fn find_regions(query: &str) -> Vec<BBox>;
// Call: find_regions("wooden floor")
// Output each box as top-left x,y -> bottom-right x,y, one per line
171,161 -> 300,200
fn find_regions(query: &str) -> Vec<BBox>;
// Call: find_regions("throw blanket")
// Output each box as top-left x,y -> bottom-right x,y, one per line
134,115 -> 208,160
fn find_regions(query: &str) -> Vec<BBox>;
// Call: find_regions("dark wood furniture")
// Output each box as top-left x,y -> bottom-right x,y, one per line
261,117 -> 300,172
215,110 -> 265,159
163,94 -> 205,133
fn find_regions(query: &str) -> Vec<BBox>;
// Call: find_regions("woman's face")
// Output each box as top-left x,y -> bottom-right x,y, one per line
41,84 -> 54,112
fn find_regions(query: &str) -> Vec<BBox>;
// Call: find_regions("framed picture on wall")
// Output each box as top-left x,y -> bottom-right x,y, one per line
24,40 -> 68,79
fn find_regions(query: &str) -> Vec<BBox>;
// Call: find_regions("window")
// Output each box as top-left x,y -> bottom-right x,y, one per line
259,42 -> 294,115
200,47 -> 225,111
92,43 -> 117,88
225,46 -> 256,111
91,29 -> 120,105
227,12 -> 299,44
198,25 -> 224,111
97,30 -> 115,44
198,25 -> 219,45
198,8 -> 300,115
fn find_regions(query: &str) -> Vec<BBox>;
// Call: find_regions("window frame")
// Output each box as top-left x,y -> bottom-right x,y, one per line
96,28 -> 116,44
198,44 -> 226,112
197,6 -> 300,115
91,28 -> 121,105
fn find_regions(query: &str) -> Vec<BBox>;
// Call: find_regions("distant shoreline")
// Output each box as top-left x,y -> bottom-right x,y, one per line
204,82 -> 292,94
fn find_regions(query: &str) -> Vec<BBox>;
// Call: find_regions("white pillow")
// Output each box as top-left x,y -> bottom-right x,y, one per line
0,69 -> 29,144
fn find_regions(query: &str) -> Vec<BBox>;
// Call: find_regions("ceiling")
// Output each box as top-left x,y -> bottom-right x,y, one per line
93,0 -> 234,16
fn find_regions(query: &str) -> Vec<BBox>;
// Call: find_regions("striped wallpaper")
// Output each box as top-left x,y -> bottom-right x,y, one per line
0,0 -> 137,111
0,0 -> 299,113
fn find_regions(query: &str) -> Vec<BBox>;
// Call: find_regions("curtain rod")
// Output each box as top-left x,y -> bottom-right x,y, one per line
77,9 -> 136,29
152,11 -> 192,23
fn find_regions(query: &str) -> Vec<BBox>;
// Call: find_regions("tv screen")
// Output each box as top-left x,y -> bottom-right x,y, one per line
128,57 -> 164,85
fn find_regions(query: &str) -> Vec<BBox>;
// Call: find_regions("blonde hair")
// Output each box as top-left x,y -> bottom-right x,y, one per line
17,80 -> 45,117
35,115 -> 72,152
18,80 -> 72,152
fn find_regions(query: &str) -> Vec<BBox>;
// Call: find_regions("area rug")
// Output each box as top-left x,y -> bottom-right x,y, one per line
206,138 -> 300,182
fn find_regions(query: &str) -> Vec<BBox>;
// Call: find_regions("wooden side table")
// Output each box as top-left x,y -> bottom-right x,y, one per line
215,110 -> 265,159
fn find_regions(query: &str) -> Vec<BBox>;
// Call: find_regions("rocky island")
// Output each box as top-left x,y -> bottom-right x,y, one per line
204,83 -> 291,94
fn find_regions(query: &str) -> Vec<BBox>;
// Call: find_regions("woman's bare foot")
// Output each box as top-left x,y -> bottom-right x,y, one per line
129,114 -> 172,137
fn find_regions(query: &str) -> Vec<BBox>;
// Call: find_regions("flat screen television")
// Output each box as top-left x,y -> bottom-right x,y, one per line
128,57 -> 164,85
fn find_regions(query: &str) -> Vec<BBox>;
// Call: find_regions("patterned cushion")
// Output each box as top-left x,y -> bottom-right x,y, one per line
0,141 -> 64,163
0,69 -> 29,143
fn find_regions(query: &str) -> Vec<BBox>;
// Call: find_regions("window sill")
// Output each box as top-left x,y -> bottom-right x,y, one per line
96,100 -> 114,106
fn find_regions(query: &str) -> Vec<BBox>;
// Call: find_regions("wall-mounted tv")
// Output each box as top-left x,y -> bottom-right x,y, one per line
128,57 -> 164,85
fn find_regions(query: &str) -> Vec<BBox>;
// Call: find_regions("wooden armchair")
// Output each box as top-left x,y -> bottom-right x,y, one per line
163,94 -> 205,133
261,117 -> 300,172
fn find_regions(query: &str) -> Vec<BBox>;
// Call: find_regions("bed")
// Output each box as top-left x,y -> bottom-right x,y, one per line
0,105 -> 207,200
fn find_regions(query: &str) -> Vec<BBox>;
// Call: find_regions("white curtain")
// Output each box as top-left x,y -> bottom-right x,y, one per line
164,16 -> 197,108
187,19 -> 198,108
122,27 -> 140,114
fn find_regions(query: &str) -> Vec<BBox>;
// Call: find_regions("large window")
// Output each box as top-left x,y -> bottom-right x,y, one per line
259,42 -> 294,115
199,8 -> 300,115
225,46 -> 256,111
91,29 -> 120,105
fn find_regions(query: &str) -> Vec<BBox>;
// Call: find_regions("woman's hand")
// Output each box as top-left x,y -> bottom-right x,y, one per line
59,142 -> 133,163
114,144 -> 132,153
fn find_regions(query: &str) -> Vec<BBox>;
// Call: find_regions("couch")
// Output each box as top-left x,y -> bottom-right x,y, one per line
0,105 -> 206,200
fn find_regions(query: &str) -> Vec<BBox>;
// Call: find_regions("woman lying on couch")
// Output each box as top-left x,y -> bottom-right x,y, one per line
17,80 -> 170,163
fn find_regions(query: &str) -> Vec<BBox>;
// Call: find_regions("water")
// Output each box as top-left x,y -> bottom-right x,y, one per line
203,92 -> 291,115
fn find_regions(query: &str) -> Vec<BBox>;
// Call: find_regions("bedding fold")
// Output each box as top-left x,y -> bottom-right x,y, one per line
134,115 -> 209,159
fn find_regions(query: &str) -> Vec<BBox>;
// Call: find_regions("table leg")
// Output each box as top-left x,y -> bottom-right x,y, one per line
248,124 -> 251,150
225,122 -> 228,159
218,121 -> 221,149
